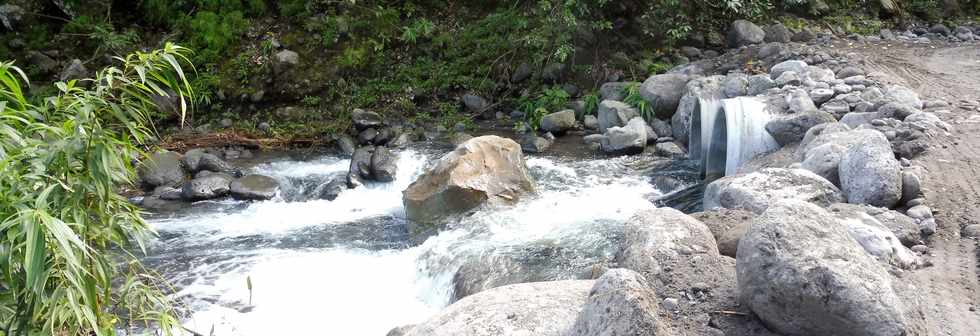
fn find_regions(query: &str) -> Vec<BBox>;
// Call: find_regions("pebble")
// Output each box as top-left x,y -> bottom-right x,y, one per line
663,298 -> 680,311
963,224 -> 980,238
907,197 -> 926,207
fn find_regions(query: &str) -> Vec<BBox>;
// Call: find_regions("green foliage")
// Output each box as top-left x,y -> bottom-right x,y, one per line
519,86 -> 570,130
400,18 -> 436,44
185,10 -> 248,64
638,0 -> 774,46
622,82 -> 654,121
302,95 -> 322,106
0,43 -> 193,335
582,92 -> 600,118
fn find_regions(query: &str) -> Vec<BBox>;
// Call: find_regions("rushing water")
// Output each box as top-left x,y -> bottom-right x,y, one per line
142,148 -> 679,335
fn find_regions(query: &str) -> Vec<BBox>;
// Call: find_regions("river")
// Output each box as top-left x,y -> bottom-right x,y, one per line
141,146 -> 684,335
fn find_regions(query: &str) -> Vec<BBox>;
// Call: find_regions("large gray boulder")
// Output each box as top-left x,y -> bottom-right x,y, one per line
462,93 -> 489,113
403,136 -> 535,224
765,110 -> 836,146
539,109 -> 576,134
737,200 -> 927,336
597,100 -> 639,133
181,173 -> 233,200
728,20 -> 766,47
828,203 -> 922,247
764,23 -> 792,43
230,174 -> 280,200
568,269 -> 670,336
600,117 -> 647,155
769,60 -> 808,80
884,85 -> 922,109
139,151 -> 186,190
839,130 -> 902,207
617,207 -> 722,287
403,280 -> 594,336
639,74 -> 690,119
704,168 -> 844,214
798,125 -> 863,159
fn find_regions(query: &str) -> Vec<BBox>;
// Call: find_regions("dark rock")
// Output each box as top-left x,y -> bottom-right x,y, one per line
597,100 -> 639,133
791,29 -> 816,42
511,63 -> 532,83
638,73 -> 690,119
727,20 -> 766,47
370,147 -> 399,182
764,23 -> 792,43
358,128 -> 379,145
335,135 -> 357,157
765,110 -> 836,146
230,175 -> 280,200
139,151 -> 185,190
539,109 -> 576,134
181,173 -> 233,200
347,146 -> 375,188
352,109 -> 383,131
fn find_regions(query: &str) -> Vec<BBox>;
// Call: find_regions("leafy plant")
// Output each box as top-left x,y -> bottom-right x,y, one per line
622,82 -> 654,121
400,18 -> 435,44
519,86 -> 570,130
582,92 -> 600,118
301,95 -> 322,106
0,43 -> 193,335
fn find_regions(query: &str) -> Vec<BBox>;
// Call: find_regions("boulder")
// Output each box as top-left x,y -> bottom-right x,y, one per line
599,82 -> 634,101
274,49 -> 299,66
765,110 -> 836,145
138,151 -> 185,190
510,63 -> 532,83
451,255 -> 531,302
583,115 -> 599,130
639,74 -> 690,119
347,146 -> 374,188
900,170 -> 923,205
197,152 -> 239,175
837,66 -> 865,79
840,112 -> 879,128
878,102 -> 920,120
370,147 -> 399,182
770,60 -> 808,80
462,94 -> 489,113
403,281 -> 594,336
403,136 -> 535,223
737,200 -> 926,336
764,23 -> 792,43
60,59 -> 88,82
181,173 -> 233,200
568,269 -> 670,336
654,142 -> 685,158
799,125 -> 869,159
649,118 -> 672,138
693,208 -> 755,258
617,207 -> 722,286
884,85 -> 922,109
727,20 -> 766,47
722,73 -> 749,98
774,71 -> 802,87
747,74 -> 776,95
703,168 -> 844,214
829,203 -> 921,247
230,174 -> 280,200
597,100 -> 639,133
600,117 -> 647,155
839,130 -> 902,207
351,109 -> 383,131
520,134 -> 553,153
810,88 -> 835,104
539,109 -> 576,134
801,143 -> 845,186
319,174 -> 348,201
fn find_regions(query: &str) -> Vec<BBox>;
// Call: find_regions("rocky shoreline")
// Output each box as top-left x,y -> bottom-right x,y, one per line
127,18 -> 980,336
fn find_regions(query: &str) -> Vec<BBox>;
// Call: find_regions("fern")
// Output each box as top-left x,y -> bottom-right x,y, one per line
622,83 -> 655,122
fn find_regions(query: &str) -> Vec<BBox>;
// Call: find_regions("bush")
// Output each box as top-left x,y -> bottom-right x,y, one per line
0,43 -> 194,335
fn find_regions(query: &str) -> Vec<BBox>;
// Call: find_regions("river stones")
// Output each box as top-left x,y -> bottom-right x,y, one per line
770,60 -> 808,80
138,151 -> 186,190
728,20 -> 765,47
230,174 -> 280,200
703,168 -> 844,214
403,136 -> 535,224
839,130 -> 902,208
600,117 -> 647,155
402,280 -> 594,336
765,110 -> 836,146
801,143 -> 845,186
737,200 -> 927,336
370,147 -> 399,182
568,269 -> 670,336
672,75 -> 724,147
539,109 -> 576,134
599,82 -> 635,101
352,108 -> 383,130
181,172 -> 233,200
639,73 -> 690,119
598,100 -> 639,133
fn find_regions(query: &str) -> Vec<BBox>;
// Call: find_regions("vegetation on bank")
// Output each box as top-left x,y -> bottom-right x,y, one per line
3,1 -> 979,140
0,43 -> 192,335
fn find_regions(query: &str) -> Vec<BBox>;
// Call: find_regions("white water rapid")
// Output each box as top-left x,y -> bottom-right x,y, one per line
142,149 -> 666,335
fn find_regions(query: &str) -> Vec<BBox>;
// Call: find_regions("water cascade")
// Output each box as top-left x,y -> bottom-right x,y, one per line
141,150 -> 665,335
690,96 -> 780,179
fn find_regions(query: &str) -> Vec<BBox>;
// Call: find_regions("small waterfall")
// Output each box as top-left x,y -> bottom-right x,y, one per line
690,96 -> 780,179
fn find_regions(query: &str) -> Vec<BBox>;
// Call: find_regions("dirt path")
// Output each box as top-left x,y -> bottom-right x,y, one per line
831,41 -> 980,335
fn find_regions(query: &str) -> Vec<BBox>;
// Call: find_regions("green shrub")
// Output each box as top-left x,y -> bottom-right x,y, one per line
622,82 -> 654,121
0,43 -> 193,335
